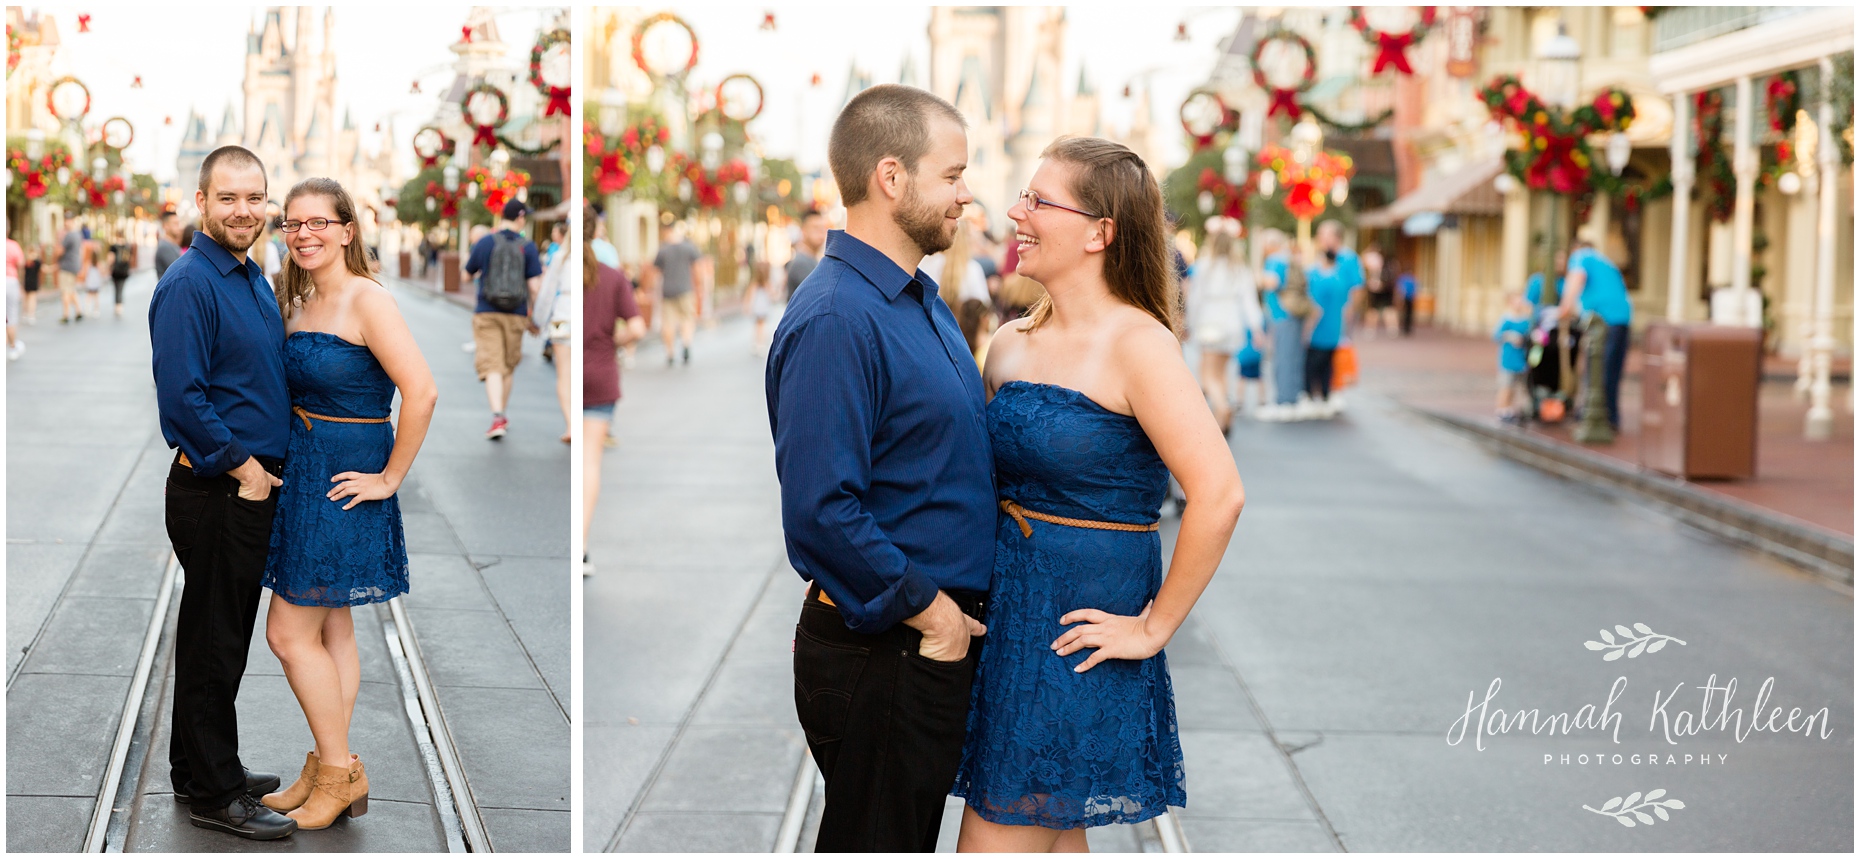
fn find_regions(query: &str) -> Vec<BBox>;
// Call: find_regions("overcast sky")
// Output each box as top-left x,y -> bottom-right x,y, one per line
29,5 -> 562,183
653,5 -> 1244,173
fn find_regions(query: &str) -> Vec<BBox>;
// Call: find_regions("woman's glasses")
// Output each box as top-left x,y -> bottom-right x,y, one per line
279,218 -> 347,233
1017,189 -> 1101,220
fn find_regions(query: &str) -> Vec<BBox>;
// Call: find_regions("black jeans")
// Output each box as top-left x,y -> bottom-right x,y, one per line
795,584 -> 985,852
164,453 -> 284,810
1602,324 -> 1630,429
1305,346 -> 1337,401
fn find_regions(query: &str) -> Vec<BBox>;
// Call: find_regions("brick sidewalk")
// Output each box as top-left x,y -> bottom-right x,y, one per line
1350,327 -> 1853,537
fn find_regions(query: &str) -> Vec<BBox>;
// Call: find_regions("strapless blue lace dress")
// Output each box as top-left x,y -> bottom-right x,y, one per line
953,380 -> 1185,829
262,331 -> 409,607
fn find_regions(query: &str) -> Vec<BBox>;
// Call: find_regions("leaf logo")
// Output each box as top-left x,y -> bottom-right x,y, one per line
1583,623 -> 1686,661
1583,789 -> 1685,827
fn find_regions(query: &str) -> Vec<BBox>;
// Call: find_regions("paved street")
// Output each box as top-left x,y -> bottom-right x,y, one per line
6,263 -> 568,852
594,313 -> 1851,852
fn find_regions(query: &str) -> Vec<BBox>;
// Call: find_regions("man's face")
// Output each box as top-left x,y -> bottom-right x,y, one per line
1317,225 -> 1342,253
801,215 -> 828,250
195,163 -> 268,258
890,115 -> 971,257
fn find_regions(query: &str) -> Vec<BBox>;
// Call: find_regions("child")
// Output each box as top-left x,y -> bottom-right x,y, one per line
1494,290 -> 1533,423
747,260 -> 772,356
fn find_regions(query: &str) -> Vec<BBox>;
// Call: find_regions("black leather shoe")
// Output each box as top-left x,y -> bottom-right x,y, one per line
189,793 -> 297,840
173,768 -> 283,804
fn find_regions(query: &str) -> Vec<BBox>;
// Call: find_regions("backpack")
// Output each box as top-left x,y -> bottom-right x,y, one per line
1276,261 -> 1314,320
483,232 -> 529,312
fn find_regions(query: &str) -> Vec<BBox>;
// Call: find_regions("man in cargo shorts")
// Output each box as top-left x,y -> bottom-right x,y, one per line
649,221 -> 706,367
465,199 -> 542,440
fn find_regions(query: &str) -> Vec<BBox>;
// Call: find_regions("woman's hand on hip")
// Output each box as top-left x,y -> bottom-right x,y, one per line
1052,602 -> 1166,673
328,472 -> 399,510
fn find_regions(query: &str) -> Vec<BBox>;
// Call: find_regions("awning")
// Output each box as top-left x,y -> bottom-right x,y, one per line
1358,156 -> 1505,229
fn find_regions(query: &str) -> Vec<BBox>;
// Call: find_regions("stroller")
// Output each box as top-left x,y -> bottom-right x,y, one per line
1524,306 -> 1582,423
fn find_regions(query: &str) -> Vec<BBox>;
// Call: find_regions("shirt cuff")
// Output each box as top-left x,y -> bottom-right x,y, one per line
844,567 -> 941,634
192,437 -> 251,478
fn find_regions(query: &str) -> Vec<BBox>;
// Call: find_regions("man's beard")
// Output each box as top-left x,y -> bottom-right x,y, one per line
894,179 -> 956,257
204,212 -> 261,255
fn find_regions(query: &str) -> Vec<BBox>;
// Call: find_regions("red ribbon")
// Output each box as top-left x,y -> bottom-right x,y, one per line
420,154 -> 438,169
545,86 -> 571,118
1372,32 -> 1416,75
77,14 -> 91,33
471,124 -> 497,148
1267,88 -> 1302,120
460,25 -> 473,43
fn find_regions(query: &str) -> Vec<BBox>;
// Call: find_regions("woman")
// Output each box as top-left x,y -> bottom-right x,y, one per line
259,178 -> 437,829
1255,229 -> 1304,420
23,242 -> 42,323
582,199 -> 645,576
531,224 -> 574,442
1183,217 -> 1261,431
954,137 -> 1246,851
109,235 -> 132,317
80,229 -> 106,316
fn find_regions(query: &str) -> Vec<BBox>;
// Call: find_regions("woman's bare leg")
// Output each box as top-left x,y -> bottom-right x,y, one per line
266,595 -> 350,765
958,805 -> 1065,852
582,416 -> 610,550
1200,350 -> 1233,429
321,607 -> 360,729
1052,828 -> 1090,852
554,341 -> 574,442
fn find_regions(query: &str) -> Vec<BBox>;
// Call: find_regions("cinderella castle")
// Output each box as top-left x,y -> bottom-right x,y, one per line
177,7 -> 398,210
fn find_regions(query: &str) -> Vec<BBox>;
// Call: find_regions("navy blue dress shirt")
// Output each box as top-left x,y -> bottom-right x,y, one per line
766,230 -> 996,633
149,231 -> 290,477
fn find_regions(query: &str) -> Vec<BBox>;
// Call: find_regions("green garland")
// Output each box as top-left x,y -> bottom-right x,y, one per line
1300,103 -> 1394,135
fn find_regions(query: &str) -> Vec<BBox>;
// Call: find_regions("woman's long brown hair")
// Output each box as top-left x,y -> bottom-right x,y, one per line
583,199 -> 600,292
274,177 -> 376,320
1023,137 -> 1179,335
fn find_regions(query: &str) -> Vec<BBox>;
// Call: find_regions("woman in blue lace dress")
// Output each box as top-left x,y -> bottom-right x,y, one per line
953,138 -> 1245,851
258,178 -> 436,830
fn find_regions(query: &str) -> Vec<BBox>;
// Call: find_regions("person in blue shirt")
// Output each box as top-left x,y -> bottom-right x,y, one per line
148,145 -> 297,841
1302,220 -> 1364,414
1525,248 -> 1567,311
1256,229 -> 1303,415
765,84 -> 991,851
463,200 -> 542,440
1494,290 -> 1535,423
1559,230 -> 1633,429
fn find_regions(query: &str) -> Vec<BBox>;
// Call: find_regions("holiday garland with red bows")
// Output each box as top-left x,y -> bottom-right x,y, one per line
7,24 -> 21,75
424,180 -> 462,218
677,157 -> 751,209
464,165 -> 530,215
530,28 -> 571,118
1196,167 -> 1250,221
1478,74 -> 1635,196
1765,70 -> 1800,171
584,116 -> 674,197
1257,145 -> 1354,220
5,148 -> 71,201
76,172 -> 125,208
1250,29 -> 1317,121
1347,7 -> 1438,76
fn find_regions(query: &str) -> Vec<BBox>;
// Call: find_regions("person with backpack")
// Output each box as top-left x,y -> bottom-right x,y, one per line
464,200 -> 543,440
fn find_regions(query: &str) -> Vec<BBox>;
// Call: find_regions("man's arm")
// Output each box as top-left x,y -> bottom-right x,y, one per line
148,277 -> 250,477
769,314 -> 941,633
1559,264 -> 1588,319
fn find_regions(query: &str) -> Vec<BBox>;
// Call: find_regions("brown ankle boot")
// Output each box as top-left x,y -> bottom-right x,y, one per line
262,751 -> 319,812
350,755 -> 369,807
286,759 -> 367,830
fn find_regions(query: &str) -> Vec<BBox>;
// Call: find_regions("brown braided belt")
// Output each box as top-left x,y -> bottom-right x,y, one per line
998,499 -> 1160,539
294,405 -> 390,432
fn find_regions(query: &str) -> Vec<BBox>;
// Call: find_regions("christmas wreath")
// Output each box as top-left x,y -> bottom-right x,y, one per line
99,116 -> 134,150
1347,7 -> 1438,75
46,75 -> 90,122
460,82 -> 509,149
631,12 -> 699,78
1250,28 -> 1317,121
716,73 -> 765,123
1478,74 -> 1634,196
530,28 -> 572,118
1179,90 -> 1237,150
412,126 -> 453,169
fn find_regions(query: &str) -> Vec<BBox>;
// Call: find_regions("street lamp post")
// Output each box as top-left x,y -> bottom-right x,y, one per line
25,129 -> 46,248
1536,21 -> 1581,403
442,160 -> 462,293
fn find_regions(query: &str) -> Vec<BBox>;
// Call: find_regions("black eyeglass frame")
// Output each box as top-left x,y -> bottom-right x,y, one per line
1018,188 -> 1103,220
279,218 -> 350,233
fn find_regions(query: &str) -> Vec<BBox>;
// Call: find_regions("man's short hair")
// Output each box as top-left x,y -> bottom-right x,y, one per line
828,84 -> 965,207
197,145 -> 266,196
159,210 -> 177,223
799,209 -> 825,223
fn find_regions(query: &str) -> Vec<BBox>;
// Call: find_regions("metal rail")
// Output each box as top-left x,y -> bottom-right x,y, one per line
387,596 -> 491,852
83,554 -> 182,853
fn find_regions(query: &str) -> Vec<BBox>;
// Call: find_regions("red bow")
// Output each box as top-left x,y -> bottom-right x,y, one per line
471,124 -> 497,148
544,86 -> 571,118
597,153 -> 631,194
1285,180 -> 1324,220
131,75 -> 143,88
1267,88 -> 1302,120
460,25 -> 473,43
1524,134 -> 1584,195
760,12 -> 776,31
77,13 -> 91,33
410,81 -> 422,94
1371,31 -> 1415,75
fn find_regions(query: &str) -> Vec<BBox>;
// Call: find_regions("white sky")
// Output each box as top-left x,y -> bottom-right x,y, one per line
656,4 -> 1244,173
24,5 -> 563,183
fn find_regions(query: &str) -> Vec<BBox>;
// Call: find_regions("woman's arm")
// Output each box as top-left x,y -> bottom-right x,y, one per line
328,284 -> 438,510
1052,320 -> 1245,672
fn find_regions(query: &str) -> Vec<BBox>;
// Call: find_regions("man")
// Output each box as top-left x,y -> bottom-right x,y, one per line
464,199 -> 543,440
148,145 -> 296,841
1559,228 -> 1633,430
648,221 -> 705,366
1303,220 -> 1364,418
784,208 -> 828,292
155,210 -> 185,279
57,212 -> 84,323
766,83 -> 992,852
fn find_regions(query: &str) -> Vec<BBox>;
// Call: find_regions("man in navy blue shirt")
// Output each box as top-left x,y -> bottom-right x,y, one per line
464,199 -> 542,439
766,84 -> 993,851
148,145 -> 297,840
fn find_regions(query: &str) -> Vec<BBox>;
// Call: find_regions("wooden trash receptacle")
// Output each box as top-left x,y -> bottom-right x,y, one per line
1639,323 -> 1762,480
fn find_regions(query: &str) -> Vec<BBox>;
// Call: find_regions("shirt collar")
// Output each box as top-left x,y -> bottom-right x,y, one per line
190,231 -> 260,279
823,230 -> 935,303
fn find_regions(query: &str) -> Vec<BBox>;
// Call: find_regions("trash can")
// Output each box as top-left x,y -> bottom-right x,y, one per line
441,250 -> 461,293
1639,323 -> 1762,479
